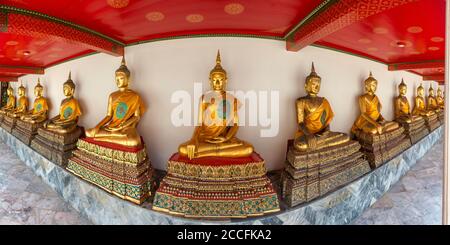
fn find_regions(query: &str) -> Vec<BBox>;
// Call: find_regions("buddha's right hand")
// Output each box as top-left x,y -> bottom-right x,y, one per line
376,124 -> 383,134
186,144 -> 196,159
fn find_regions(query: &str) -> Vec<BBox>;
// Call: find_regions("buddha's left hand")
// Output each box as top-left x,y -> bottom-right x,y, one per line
206,136 -> 226,144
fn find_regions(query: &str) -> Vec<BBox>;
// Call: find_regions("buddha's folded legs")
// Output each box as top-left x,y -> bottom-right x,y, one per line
179,138 -> 253,158
383,121 -> 399,132
294,131 -> 350,151
87,127 -> 142,147
45,122 -> 77,134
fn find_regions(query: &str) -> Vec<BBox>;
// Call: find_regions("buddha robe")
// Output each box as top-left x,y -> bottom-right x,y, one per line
427,96 -> 439,111
0,95 -> 15,113
437,96 -> 444,109
9,96 -> 29,117
412,97 -> 428,116
352,95 -> 382,134
294,97 -> 333,140
103,90 -> 145,131
395,96 -> 421,123
59,97 -> 82,121
31,97 -> 49,115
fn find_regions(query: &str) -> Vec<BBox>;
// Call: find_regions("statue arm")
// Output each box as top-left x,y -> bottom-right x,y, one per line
296,99 -> 311,136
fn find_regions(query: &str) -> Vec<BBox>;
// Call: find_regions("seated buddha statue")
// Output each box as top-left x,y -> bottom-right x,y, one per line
44,72 -> 82,134
437,87 -> 445,110
178,51 -> 253,159
412,84 -> 435,117
294,63 -> 349,152
427,86 -> 440,112
351,72 -> 399,135
85,58 -> 146,147
20,79 -> 49,124
394,79 -> 422,124
0,84 -> 16,115
8,83 -> 29,118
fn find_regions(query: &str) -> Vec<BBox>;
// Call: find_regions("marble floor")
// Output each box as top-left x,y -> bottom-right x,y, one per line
0,137 -> 444,225
0,141 -> 91,225
353,139 -> 444,225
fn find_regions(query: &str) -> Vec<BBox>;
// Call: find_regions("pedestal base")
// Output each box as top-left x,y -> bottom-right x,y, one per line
396,118 -> 430,145
438,110 -> 444,124
67,137 -> 153,205
281,139 -> 371,207
354,126 -> 411,169
424,114 -> 440,132
31,127 -> 83,167
11,120 -> 44,145
153,152 -> 280,218
0,115 -> 17,133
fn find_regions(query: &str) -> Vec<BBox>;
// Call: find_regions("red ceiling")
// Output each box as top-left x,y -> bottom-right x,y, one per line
315,0 -> 446,80
1,0 -> 323,43
0,0 -> 446,82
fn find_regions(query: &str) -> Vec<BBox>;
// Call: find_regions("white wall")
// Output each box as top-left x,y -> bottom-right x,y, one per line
18,37 -> 438,170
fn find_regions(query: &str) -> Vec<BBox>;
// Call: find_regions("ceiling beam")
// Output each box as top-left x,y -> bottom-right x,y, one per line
0,76 -> 18,82
0,6 -> 124,56
388,61 -> 445,71
285,0 -> 417,52
423,74 -> 445,81
0,65 -> 44,75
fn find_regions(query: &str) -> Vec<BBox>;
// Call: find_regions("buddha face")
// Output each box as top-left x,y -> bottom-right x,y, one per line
305,77 -> 321,96
115,72 -> 129,88
18,87 -> 25,97
399,85 -> 407,96
34,87 -> 43,97
365,80 -> 377,94
438,89 -> 443,97
210,72 -> 227,91
63,84 -> 74,97
429,89 -> 435,97
7,88 -> 13,96
418,87 -> 425,97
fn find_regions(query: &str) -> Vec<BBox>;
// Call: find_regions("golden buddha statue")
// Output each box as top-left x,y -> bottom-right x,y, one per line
412,84 -> 434,117
8,82 -> 29,118
20,79 -> 49,124
427,86 -> 440,112
294,63 -> 349,151
44,72 -> 82,134
437,87 -> 445,109
85,57 -> 146,147
178,51 -> 253,159
351,72 -> 399,135
0,84 -> 16,115
394,79 -> 422,123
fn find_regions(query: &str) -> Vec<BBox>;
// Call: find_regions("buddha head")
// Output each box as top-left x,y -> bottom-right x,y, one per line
398,79 -> 407,96
304,62 -> 321,96
428,86 -> 435,97
209,50 -> 227,91
364,72 -> 378,94
6,84 -> 13,96
417,83 -> 425,97
115,57 -> 130,89
438,87 -> 443,97
63,72 -> 76,97
34,78 -> 43,97
18,82 -> 26,97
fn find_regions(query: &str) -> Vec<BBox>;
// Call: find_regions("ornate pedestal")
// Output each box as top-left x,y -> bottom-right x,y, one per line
0,114 -> 4,123
0,115 -> 17,133
438,111 -> 444,124
11,119 -> 44,145
67,138 -> 153,205
153,152 -> 280,218
30,127 -> 83,167
281,139 -> 371,207
424,114 -> 440,132
353,127 -> 411,169
396,118 -> 429,145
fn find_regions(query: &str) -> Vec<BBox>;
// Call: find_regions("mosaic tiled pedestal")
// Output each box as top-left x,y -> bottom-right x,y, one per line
0,126 -> 443,225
